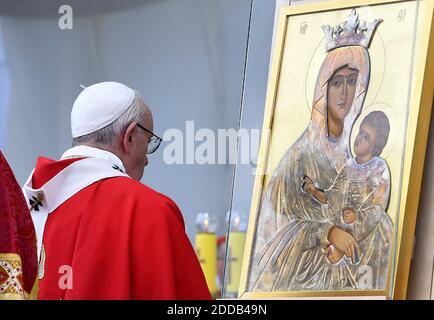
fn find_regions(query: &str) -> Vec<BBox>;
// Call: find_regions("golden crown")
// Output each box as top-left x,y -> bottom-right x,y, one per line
322,9 -> 382,52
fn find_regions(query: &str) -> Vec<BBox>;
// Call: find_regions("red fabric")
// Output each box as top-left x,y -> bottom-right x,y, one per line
32,157 -> 85,189
33,156 -> 211,300
0,151 -> 38,294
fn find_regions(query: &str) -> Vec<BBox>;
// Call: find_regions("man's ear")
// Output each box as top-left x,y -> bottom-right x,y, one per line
122,122 -> 137,154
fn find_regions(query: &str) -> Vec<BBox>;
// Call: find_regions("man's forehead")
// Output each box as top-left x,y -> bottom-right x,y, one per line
142,105 -> 153,128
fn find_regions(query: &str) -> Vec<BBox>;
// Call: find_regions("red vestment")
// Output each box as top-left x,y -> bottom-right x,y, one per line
32,156 -> 211,300
0,151 -> 38,299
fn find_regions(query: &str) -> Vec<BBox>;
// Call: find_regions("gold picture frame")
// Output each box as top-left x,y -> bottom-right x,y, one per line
239,0 -> 434,299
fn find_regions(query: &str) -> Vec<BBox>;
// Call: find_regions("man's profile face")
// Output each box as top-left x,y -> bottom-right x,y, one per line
134,112 -> 153,179
327,66 -> 359,123
123,105 -> 153,181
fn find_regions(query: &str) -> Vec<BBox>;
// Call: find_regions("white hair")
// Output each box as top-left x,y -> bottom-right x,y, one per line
72,91 -> 147,146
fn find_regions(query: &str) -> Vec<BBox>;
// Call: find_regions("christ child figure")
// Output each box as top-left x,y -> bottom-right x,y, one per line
302,111 -> 392,265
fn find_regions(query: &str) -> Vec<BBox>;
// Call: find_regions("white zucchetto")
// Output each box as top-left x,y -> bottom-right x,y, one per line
71,82 -> 135,138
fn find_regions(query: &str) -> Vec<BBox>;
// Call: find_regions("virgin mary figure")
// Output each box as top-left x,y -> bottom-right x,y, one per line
249,10 -> 392,292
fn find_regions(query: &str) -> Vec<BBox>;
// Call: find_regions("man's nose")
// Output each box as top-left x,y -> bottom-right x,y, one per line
144,156 -> 149,167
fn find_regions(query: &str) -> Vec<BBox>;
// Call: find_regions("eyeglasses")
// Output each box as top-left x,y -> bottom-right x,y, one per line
136,123 -> 163,154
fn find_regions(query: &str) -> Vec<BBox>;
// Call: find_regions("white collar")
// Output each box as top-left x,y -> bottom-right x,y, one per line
23,153 -> 129,261
61,145 -> 126,173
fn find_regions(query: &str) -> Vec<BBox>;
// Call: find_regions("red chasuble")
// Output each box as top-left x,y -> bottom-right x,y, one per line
0,151 -> 38,299
32,156 -> 211,300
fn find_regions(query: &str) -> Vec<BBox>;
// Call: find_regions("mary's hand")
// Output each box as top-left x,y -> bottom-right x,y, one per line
324,245 -> 345,264
327,227 -> 359,264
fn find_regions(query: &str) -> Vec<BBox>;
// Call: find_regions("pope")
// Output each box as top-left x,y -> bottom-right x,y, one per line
22,81 -> 211,299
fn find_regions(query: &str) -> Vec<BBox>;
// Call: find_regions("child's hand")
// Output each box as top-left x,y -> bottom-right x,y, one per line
302,175 -> 316,195
342,208 -> 357,224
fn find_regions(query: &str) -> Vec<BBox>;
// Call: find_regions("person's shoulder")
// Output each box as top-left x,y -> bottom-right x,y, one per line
371,156 -> 390,180
103,176 -> 176,203
345,157 -> 355,167
99,176 -> 183,222
374,156 -> 389,170
336,157 -> 352,172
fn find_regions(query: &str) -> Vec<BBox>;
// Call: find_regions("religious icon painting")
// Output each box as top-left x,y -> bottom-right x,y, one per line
239,0 -> 434,299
